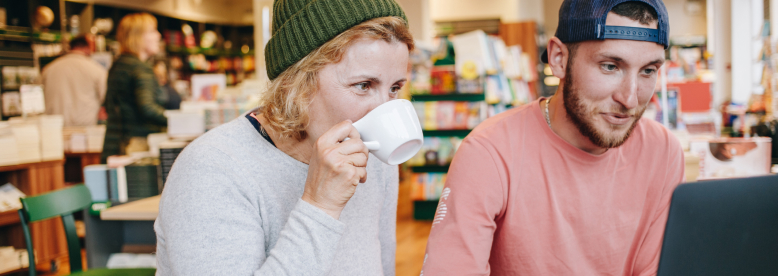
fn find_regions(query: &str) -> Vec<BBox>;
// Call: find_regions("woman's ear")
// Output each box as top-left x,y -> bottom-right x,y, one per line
547,37 -> 569,79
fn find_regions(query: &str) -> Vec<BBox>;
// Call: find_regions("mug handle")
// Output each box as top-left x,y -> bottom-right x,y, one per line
342,138 -> 381,151
363,141 -> 380,151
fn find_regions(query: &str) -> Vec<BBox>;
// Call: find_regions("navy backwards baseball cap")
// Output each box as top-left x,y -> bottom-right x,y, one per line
541,0 -> 669,63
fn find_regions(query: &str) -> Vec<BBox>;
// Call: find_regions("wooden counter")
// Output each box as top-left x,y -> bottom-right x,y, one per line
0,160 -> 68,273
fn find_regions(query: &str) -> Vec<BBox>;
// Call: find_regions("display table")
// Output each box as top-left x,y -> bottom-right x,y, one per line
84,196 -> 159,269
0,160 -> 68,273
100,196 -> 160,221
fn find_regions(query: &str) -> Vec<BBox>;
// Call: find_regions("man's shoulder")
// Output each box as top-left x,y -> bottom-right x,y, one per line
467,102 -> 538,146
44,54 -> 106,74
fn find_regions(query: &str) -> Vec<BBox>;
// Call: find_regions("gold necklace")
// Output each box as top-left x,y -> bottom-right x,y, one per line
544,96 -> 552,127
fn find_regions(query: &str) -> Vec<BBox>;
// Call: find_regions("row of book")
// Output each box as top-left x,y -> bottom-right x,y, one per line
413,101 -> 487,131
84,163 -> 159,203
409,172 -> 447,201
84,138 -> 189,203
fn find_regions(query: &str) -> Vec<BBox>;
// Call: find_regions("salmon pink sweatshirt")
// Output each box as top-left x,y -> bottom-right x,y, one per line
421,99 -> 684,276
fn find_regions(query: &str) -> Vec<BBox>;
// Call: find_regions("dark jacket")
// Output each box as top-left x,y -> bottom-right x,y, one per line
101,54 -> 167,162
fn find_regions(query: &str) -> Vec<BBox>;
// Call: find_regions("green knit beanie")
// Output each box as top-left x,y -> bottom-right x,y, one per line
265,0 -> 408,80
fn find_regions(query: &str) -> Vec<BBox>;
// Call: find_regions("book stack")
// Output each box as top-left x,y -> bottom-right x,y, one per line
85,162 -> 161,203
125,164 -> 159,200
84,165 -> 117,202
86,125 -> 106,152
159,141 -> 188,189
9,120 -> 41,164
0,247 -> 30,274
0,123 -> 19,166
166,110 -> 205,139
0,183 -> 25,212
37,115 -> 64,161
107,156 -> 135,203
63,125 -> 105,153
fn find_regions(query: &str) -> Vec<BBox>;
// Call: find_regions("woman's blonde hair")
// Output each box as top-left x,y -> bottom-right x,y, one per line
260,16 -> 414,141
116,13 -> 157,56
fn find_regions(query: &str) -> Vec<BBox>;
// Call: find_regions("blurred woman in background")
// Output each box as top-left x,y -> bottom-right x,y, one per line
101,12 -> 167,162
153,59 -> 182,110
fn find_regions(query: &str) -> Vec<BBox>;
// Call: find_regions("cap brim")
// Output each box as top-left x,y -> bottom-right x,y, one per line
541,49 -> 549,63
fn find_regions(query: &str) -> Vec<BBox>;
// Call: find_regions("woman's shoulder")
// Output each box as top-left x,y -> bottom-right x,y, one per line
180,118 -> 257,158
174,116 -> 288,173
109,55 -> 150,73
164,118 -> 263,195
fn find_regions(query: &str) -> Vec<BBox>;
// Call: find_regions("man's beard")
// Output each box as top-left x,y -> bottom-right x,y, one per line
561,66 -> 646,149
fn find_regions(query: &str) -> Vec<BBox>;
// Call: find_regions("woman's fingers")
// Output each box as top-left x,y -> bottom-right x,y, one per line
356,166 -> 367,184
318,120 -> 360,147
337,138 -> 370,157
345,150 -> 369,168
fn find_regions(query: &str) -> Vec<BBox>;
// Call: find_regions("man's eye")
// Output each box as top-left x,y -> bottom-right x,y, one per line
643,68 -> 657,75
355,82 -> 370,91
601,64 -> 617,71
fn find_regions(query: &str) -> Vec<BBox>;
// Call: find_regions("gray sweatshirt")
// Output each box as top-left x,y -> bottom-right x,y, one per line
154,116 -> 398,275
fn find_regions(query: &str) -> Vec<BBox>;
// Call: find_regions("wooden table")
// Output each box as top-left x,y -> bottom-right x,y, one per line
100,195 -> 160,221
84,196 -> 160,269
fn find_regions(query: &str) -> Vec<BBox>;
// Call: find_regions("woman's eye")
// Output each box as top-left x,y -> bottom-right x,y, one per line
390,85 -> 401,94
601,64 -> 617,72
355,82 -> 370,91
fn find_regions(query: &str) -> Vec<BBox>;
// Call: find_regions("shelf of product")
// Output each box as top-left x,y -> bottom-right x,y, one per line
413,101 -> 487,131
409,172 -> 446,202
422,130 -> 471,137
404,30 -> 539,220
410,166 -> 450,173
406,136 -> 463,167
0,27 -> 62,43
410,93 -> 485,102
0,210 -> 20,227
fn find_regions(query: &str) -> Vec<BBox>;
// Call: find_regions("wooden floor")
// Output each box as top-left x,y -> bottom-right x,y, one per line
37,181 -> 433,276
396,181 -> 433,276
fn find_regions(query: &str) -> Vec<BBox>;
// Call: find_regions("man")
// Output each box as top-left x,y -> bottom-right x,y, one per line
42,35 -> 107,126
421,1 -> 684,275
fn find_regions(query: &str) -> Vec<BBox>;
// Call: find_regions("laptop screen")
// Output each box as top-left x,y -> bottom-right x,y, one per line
657,174 -> 778,275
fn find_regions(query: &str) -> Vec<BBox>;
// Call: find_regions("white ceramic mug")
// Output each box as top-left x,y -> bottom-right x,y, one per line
349,99 -> 424,165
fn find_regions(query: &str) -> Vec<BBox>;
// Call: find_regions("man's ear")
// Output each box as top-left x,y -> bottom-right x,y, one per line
547,37 -> 569,79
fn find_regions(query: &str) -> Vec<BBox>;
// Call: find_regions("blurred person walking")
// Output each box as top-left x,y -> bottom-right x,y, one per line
41,35 -> 107,126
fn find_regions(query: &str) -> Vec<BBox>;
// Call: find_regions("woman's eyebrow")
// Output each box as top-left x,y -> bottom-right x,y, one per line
349,75 -> 381,84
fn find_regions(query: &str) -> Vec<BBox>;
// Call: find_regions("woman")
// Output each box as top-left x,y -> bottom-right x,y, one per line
154,0 -> 413,275
152,59 -> 182,110
101,13 -> 167,162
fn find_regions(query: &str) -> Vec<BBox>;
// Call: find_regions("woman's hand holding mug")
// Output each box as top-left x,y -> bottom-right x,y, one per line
302,120 -> 369,220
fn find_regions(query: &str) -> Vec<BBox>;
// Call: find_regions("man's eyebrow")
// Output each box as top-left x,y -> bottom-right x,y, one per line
599,54 -> 624,63
598,54 -> 665,67
645,59 -> 665,66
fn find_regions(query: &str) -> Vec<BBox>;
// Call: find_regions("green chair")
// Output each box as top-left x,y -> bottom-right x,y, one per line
18,184 -> 156,276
